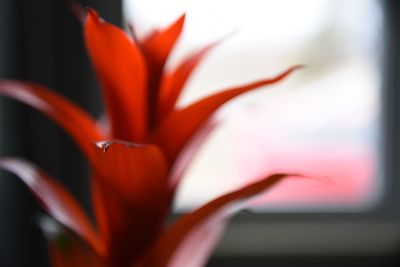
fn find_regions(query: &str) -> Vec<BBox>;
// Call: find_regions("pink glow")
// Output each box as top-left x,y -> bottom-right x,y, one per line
235,145 -> 377,208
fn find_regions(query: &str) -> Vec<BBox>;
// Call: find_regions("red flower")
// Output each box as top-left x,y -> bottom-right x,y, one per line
0,8 -> 301,267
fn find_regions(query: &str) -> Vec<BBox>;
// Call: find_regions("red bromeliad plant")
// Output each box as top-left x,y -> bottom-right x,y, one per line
0,8 -> 302,267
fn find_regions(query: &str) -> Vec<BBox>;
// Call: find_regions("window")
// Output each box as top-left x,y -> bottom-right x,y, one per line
125,0 -> 383,211
125,0 -> 400,263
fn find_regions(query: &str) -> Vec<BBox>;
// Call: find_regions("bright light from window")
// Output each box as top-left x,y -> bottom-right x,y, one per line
124,0 -> 383,211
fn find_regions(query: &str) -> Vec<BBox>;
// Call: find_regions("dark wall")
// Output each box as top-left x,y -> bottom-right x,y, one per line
0,1 -> 121,266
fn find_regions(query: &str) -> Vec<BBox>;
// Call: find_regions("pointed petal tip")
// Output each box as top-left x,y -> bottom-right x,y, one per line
222,28 -> 240,42
84,8 -> 149,142
86,7 -> 100,22
178,13 -> 186,24
152,64 -> 305,165
293,64 -> 306,70
82,7 -> 104,26
68,1 -> 88,24
292,172 -> 332,184
173,13 -> 186,34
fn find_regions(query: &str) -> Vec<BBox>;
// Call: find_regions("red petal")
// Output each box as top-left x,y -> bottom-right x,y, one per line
0,158 -> 105,256
40,217 -> 105,267
141,15 -> 185,125
156,41 -> 219,123
142,15 -> 185,73
84,9 -> 148,142
90,141 -> 169,267
0,81 -> 104,162
151,66 -> 302,165
141,173 -> 293,267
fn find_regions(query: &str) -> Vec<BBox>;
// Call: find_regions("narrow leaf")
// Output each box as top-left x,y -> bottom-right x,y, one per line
156,41 -> 219,123
141,14 -> 186,73
152,66 -> 302,165
0,158 -> 105,256
0,81 -> 104,161
141,15 -> 185,126
141,173 -> 293,267
84,9 -> 148,142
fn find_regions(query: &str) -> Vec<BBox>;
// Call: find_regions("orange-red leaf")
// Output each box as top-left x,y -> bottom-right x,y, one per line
84,9 -> 148,142
152,66 -> 302,165
0,81 -> 104,162
156,41 -> 219,123
0,158 -> 105,256
92,141 -> 168,207
90,141 -> 169,267
142,15 -> 185,74
141,15 -> 185,125
141,173 -> 292,267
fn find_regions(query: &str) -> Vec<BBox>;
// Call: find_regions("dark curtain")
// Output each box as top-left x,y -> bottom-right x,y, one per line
0,1 -> 121,266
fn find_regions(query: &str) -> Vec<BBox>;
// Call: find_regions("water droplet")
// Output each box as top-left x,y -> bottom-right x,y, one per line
95,141 -> 112,153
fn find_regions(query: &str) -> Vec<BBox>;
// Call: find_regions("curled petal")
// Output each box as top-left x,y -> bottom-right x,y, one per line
141,173 -> 293,267
152,66 -> 302,165
0,81 -> 104,163
84,9 -> 148,142
0,158 -> 105,256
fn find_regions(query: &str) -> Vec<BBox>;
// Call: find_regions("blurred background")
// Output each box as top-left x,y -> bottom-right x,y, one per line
129,0 -> 382,211
1,0 -> 400,266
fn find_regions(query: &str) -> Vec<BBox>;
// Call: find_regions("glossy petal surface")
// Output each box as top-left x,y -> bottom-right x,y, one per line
0,158 -> 104,256
0,81 -> 103,161
90,141 -> 169,267
152,66 -> 302,165
84,9 -> 148,142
